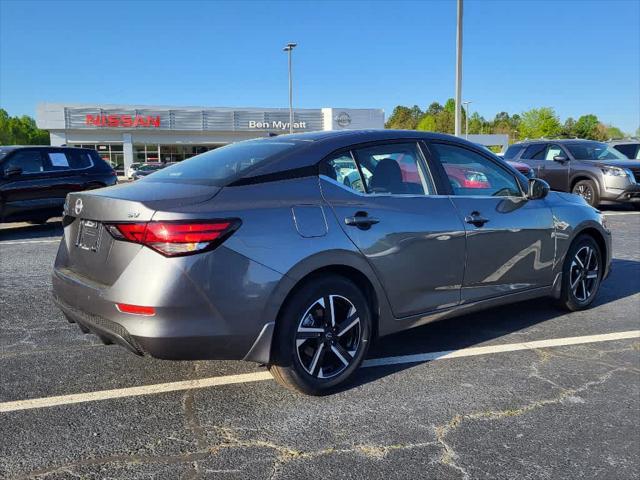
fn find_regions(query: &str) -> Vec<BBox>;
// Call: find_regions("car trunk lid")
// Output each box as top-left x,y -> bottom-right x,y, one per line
61,181 -> 221,285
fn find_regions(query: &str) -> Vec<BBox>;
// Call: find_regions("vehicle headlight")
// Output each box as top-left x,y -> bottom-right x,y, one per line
601,166 -> 629,177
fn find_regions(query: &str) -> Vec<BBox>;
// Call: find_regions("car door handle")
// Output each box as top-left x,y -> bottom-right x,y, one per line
465,211 -> 489,227
345,213 -> 380,229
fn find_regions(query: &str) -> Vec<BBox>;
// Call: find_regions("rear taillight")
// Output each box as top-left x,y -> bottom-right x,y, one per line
105,220 -> 240,257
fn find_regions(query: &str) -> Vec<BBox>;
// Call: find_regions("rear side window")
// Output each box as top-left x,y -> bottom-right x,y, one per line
503,145 -> 524,159
68,150 -> 93,169
46,151 -> 71,170
522,144 -> 547,160
4,150 -> 45,174
352,142 -> 433,195
325,153 -> 366,194
146,139 -> 301,185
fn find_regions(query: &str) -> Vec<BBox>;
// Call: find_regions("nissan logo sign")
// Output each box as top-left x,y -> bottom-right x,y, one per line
74,198 -> 83,215
335,112 -> 352,128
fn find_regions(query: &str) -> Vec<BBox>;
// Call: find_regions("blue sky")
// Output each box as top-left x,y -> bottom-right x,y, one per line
1,0 -> 638,133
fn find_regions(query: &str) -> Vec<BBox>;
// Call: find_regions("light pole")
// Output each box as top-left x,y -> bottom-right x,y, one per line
283,42 -> 297,134
463,101 -> 472,139
454,0 -> 463,137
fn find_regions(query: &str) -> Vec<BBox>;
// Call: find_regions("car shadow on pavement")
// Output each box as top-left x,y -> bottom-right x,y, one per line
342,257 -> 640,394
0,219 -> 63,241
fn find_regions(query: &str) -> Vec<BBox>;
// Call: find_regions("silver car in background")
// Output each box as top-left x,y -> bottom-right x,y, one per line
52,131 -> 611,395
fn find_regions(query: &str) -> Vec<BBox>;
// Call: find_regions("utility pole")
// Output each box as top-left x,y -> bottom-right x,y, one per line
283,42 -> 297,134
454,0 -> 463,137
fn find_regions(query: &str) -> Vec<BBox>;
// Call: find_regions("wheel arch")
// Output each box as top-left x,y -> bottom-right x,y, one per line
570,174 -> 601,193
573,225 -> 608,266
251,250 -> 393,365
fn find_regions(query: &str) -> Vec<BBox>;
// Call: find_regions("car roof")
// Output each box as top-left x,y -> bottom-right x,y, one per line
0,145 -> 94,153
236,129 -> 487,180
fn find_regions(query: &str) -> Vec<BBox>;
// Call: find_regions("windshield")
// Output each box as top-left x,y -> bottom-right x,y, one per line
144,139 -> 301,185
566,142 -> 628,161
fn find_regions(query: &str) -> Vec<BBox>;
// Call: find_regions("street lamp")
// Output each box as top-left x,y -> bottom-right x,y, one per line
283,42 -> 297,134
463,101 -> 472,139
454,0 -> 463,137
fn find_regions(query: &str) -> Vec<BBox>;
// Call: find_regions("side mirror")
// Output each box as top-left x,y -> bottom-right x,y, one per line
3,166 -> 22,177
528,178 -> 550,200
553,155 -> 568,163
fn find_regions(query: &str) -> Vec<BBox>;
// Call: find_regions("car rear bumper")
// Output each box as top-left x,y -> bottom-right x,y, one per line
51,241 -> 284,362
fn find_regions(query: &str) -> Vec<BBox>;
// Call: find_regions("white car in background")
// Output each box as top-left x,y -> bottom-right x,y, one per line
126,163 -> 143,179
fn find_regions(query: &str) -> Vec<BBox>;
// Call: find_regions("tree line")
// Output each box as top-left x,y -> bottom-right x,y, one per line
0,109 -> 50,145
385,100 -> 636,142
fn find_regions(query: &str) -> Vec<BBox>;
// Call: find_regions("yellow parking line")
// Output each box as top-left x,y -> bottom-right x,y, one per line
1,330 -> 638,413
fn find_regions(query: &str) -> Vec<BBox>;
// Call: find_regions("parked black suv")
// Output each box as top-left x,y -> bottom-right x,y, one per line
504,139 -> 640,208
0,146 -> 117,224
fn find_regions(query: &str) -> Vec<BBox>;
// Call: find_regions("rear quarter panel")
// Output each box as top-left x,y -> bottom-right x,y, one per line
151,176 -> 394,334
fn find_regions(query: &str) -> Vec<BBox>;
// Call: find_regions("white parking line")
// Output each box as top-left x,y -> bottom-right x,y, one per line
0,239 -> 60,245
0,330 -> 638,413
603,211 -> 640,216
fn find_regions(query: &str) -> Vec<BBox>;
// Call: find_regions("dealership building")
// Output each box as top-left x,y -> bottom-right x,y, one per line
36,103 -> 385,171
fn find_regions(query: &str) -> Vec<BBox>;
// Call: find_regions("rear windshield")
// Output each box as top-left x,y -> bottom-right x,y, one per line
142,139 -> 301,185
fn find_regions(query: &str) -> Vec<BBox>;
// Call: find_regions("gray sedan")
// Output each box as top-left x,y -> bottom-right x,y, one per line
52,131 -> 611,395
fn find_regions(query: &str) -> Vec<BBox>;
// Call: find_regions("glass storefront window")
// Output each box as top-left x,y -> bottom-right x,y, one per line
69,143 -> 220,169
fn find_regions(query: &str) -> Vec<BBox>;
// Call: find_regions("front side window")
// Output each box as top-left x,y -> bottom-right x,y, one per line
352,142 -> 433,195
430,143 -> 522,197
522,144 -> 547,160
566,142 -> 628,161
545,144 -> 565,161
3,150 -> 45,174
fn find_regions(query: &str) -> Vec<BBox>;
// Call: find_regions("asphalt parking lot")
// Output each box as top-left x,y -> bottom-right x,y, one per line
1,208 -> 638,480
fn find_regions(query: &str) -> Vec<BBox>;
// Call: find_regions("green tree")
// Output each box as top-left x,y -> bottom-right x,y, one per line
0,109 -> 49,145
604,125 -> 625,139
385,105 -> 422,130
519,107 -> 561,139
468,112 -> 486,134
561,117 -> 576,138
416,114 -> 437,131
426,102 -> 443,116
573,114 -> 603,140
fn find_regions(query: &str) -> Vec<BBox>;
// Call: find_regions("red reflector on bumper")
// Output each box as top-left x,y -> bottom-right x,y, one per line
116,303 -> 156,316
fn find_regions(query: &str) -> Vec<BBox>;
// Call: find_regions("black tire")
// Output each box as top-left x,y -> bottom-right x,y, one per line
572,179 -> 600,207
269,275 -> 372,395
557,235 -> 602,311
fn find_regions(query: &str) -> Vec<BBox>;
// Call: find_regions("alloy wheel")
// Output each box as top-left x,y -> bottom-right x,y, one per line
573,184 -> 593,204
569,245 -> 599,302
295,295 -> 362,379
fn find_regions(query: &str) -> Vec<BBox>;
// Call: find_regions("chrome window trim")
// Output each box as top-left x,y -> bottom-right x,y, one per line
319,174 -> 449,198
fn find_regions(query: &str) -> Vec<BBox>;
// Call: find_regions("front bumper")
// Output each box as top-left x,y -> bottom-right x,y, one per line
52,241 -> 284,362
601,183 -> 640,204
